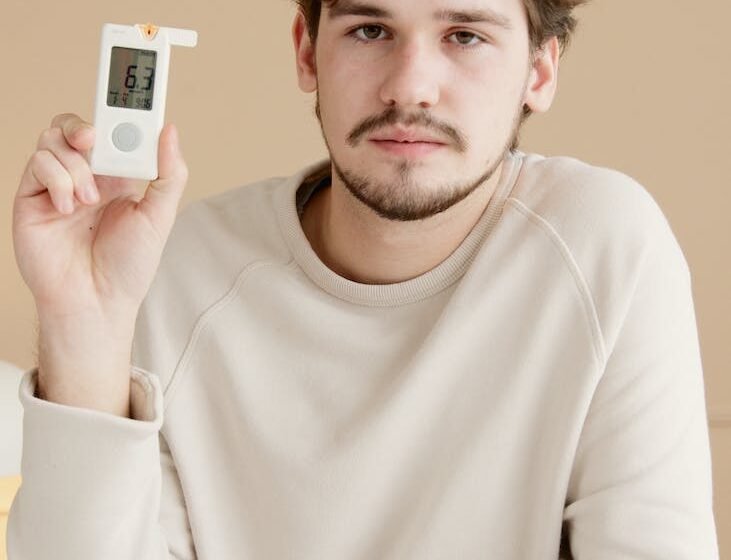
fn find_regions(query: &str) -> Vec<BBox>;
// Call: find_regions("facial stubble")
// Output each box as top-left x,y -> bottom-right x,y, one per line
314,90 -> 525,223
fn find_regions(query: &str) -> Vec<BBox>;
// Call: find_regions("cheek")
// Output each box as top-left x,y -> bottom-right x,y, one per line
318,84 -> 352,139
317,41 -> 374,97
316,89 -> 364,156
317,61 -> 378,135
444,53 -> 526,111
467,67 -> 527,121
445,92 -> 522,159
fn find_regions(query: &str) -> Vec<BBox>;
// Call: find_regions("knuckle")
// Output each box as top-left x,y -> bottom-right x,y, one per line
37,127 -> 59,147
53,173 -> 74,194
50,112 -> 78,129
50,113 -> 91,144
30,149 -> 50,168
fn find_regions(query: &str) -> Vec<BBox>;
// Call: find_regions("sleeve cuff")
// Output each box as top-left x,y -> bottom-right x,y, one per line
20,365 -> 164,425
9,367 -> 167,559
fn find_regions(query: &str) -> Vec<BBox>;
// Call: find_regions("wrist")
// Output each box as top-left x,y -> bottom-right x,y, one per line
37,300 -> 137,340
35,309 -> 137,417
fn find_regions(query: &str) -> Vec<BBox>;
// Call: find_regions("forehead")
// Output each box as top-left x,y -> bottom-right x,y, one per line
324,0 -> 528,29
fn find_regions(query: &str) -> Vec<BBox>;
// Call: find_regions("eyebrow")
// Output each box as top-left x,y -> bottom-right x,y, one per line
327,1 -> 390,19
327,1 -> 513,31
435,8 -> 513,30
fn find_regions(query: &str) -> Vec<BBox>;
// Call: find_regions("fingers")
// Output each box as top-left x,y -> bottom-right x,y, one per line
50,113 -> 95,158
17,114 -> 99,215
18,115 -> 187,227
138,124 -> 188,229
25,150 -> 76,215
37,128 -> 99,204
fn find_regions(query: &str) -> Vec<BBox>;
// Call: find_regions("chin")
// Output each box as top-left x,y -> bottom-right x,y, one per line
333,159 -> 486,222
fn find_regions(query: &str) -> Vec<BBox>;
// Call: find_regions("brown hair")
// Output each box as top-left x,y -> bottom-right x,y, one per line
293,0 -> 588,55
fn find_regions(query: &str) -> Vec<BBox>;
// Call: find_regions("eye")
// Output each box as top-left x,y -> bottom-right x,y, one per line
447,31 -> 485,47
352,24 -> 388,42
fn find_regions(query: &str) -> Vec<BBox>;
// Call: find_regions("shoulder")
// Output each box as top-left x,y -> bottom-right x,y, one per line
153,174 -> 296,305
504,153 -> 690,349
171,175 -> 290,259
505,153 -> 687,275
508,153 -> 670,247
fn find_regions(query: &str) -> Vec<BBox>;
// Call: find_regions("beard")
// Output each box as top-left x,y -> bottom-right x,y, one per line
331,156 -> 505,222
315,93 -> 524,222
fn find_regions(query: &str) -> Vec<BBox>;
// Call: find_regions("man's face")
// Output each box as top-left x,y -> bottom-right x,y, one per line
311,0 -> 535,221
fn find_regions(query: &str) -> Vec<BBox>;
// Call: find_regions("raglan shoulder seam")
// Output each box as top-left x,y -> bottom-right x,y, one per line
504,197 -> 607,368
160,256 -> 296,410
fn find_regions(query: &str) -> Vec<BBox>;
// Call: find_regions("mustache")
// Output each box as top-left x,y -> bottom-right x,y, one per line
347,107 -> 468,153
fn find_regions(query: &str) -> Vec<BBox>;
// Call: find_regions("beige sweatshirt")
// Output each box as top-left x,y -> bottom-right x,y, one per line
8,152 -> 719,559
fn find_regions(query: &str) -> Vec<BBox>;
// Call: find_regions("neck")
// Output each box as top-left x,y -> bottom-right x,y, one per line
300,159 -> 506,285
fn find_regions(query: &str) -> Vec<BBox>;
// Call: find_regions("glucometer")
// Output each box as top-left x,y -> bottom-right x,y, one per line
89,23 -> 197,181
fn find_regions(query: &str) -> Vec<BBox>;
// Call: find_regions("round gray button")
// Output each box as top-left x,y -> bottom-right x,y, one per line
112,123 -> 142,152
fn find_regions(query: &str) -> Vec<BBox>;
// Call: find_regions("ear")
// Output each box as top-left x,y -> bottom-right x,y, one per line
523,36 -> 560,113
292,12 -> 318,93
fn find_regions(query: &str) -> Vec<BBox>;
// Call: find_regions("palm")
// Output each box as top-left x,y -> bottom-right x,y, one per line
13,174 -> 167,315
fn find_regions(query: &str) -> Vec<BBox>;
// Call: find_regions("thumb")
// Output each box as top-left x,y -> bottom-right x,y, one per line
139,124 -> 188,228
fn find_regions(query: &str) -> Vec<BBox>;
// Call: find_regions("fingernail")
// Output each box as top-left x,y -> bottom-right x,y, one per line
60,198 -> 74,215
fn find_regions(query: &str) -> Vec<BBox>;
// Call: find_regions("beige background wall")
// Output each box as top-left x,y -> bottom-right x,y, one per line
1,0 -> 728,555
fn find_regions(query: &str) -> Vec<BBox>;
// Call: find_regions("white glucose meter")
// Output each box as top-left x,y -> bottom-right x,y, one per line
90,23 -> 197,180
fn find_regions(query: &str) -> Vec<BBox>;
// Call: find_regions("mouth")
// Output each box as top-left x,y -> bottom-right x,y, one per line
368,128 -> 448,157
369,139 -> 446,157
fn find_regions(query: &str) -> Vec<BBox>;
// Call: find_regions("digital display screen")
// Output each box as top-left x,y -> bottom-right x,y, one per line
106,47 -> 156,111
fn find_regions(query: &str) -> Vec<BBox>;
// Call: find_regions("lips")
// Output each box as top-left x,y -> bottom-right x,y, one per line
369,128 -> 447,145
369,140 -> 446,158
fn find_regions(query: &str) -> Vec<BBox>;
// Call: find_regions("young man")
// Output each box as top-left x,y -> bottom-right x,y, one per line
8,0 -> 720,558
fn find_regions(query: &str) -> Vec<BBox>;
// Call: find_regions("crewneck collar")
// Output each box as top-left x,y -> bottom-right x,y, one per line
276,152 -> 524,307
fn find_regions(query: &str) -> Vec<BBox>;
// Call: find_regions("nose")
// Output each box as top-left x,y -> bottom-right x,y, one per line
379,39 -> 441,109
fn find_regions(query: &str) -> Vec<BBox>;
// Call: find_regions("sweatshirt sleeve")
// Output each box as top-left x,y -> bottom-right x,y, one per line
562,221 -> 720,558
6,367 -> 196,560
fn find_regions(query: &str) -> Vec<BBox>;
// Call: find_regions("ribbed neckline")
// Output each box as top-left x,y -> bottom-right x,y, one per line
275,152 -> 524,307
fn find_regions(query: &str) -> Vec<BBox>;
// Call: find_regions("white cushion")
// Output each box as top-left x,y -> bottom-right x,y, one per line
0,361 -> 24,476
